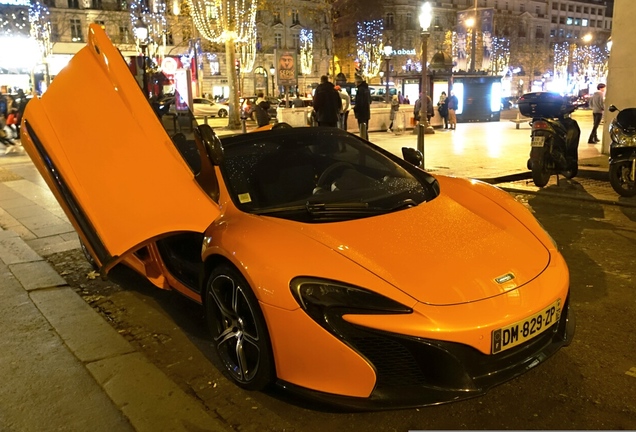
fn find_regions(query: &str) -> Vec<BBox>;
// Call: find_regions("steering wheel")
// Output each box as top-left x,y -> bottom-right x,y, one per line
316,162 -> 355,189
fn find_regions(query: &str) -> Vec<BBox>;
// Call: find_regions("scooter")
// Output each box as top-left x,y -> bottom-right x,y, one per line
607,104 -> 636,197
518,92 -> 580,187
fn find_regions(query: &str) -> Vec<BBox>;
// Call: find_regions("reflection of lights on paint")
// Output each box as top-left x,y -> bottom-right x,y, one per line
161,57 -> 178,75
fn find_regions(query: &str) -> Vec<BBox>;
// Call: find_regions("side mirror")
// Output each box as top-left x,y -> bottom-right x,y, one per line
608,105 -> 618,113
402,147 -> 423,168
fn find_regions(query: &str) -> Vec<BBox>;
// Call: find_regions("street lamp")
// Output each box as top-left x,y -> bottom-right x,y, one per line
417,1 -> 434,155
383,41 -> 392,103
465,16 -> 477,73
270,64 -> 276,97
134,18 -> 149,98
379,70 -> 384,86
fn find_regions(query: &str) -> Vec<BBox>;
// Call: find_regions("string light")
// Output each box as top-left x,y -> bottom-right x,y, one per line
187,0 -> 256,44
299,28 -> 313,75
28,1 -> 52,58
356,19 -> 383,79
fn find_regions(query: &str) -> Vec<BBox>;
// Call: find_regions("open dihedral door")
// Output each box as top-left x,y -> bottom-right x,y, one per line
20,24 -> 220,274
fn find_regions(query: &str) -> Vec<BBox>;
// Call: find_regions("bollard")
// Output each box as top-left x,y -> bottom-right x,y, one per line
204,116 -> 209,125
241,116 -> 247,134
417,123 -> 426,170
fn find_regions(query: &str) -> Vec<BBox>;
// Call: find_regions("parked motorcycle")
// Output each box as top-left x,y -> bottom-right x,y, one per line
607,104 -> 636,197
518,92 -> 580,187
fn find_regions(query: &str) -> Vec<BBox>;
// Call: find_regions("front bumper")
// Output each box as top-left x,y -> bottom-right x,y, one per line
277,294 -> 575,411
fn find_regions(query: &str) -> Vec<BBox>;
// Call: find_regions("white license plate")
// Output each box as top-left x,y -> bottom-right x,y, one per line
531,135 -> 545,147
491,299 -> 561,354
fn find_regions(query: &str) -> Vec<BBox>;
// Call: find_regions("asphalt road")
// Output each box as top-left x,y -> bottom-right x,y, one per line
46,189 -> 636,431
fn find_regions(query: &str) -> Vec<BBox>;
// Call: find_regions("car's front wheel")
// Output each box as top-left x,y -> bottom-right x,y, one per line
205,264 -> 275,390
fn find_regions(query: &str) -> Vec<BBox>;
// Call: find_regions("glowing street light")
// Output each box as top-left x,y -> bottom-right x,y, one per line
383,40 -> 392,103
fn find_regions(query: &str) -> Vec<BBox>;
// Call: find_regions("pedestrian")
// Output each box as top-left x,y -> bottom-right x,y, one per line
335,85 -> 351,131
353,75 -> 371,139
426,95 -> 434,124
254,99 -> 271,127
414,95 -> 422,124
312,75 -> 341,127
437,91 -> 449,129
388,94 -> 399,132
14,89 -> 28,138
292,93 -> 305,108
404,95 -> 410,105
397,91 -> 404,104
587,83 -> 606,144
447,90 -> 459,130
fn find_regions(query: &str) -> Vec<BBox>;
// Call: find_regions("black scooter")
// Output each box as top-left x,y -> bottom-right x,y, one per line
518,92 -> 580,187
608,104 -> 636,197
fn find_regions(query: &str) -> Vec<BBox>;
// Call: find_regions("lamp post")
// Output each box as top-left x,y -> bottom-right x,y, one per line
417,2 -> 434,156
134,18 -> 149,99
383,41 -> 392,103
465,16 -> 477,73
379,70 -> 384,86
270,64 -> 276,97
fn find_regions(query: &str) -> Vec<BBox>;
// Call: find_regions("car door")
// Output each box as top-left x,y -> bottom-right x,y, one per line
193,98 -> 217,117
20,24 -> 220,274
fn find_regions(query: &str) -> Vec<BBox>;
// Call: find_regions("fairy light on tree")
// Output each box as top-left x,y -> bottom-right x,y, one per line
356,19 -> 383,79
28,1 -> 51,58
129,0 -> 168,64
299,29 -> 313,75
188,0 -> 257,129
488,36 -> 509,76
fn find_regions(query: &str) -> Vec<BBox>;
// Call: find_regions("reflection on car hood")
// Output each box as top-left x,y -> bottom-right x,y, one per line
293,178 -> 549,306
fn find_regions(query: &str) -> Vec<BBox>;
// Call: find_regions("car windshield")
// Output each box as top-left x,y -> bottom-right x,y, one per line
218,128 -> 439,222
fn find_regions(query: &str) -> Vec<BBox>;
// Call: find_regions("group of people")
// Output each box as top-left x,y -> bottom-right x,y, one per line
426,91 -> 458,130
311,75 -> 353,130
0,89 -> 28,154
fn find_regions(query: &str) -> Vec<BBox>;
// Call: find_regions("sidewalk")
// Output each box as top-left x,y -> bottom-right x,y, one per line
0,114 -> 630,431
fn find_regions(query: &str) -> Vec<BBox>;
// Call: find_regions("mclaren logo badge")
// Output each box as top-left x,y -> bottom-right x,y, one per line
495,273 -> 515,284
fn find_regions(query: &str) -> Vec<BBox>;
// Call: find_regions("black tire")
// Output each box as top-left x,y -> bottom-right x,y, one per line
609,161 -> 636,197
531,158 -> 551,187
205,264 -> 275,390
218,109 -> 228,118
562,166 -> 578,179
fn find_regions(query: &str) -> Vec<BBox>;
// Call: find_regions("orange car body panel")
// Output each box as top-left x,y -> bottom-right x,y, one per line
20,24 -> 219,272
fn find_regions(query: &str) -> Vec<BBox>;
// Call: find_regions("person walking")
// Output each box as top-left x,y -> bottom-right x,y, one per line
335,86 -> 351,131
437,91 -> 449,129
312,75 -> 341,127
447,90 -> 459,130
588,83 -> 606,144
387,94 -> 400,132
353,75 -> 371,139
253,99 -> 271,127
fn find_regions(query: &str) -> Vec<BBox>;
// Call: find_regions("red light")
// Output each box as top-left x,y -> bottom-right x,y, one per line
533,120 -> 549,130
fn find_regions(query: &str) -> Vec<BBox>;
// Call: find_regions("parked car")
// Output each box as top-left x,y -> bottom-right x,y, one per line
192,98 -> 228,117
20,25 -> 575,410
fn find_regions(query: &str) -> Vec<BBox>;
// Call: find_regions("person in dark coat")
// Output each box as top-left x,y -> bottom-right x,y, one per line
353,75 -> 371,138
312,75 -> 341,127
254,100 -> 271,127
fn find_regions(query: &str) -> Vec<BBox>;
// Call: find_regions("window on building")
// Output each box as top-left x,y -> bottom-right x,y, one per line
568,5 -> 573,12
552,16 -> 557,23
576,6 -> 581,13
165,32 -> 173,45
94,20 -> 105,27
71,18 -> 83,41
552,2 -> 558,10
292,10 -> 299,24
566,17 -> 573,25
536,25 -> 543,38
273,11 -> 281,24
91,0 -> 102,8
256,36 -> 262,52
51,23 -> 59,41
536,6 -> 540,15
574,18 -> 581,26
589,19 -> 595,27
42,0 -> 55,6
118,25 -> 130,43
597,20 -> 603,28
274,32 -> 282,49
591,8 -> 596,15
561,4 -> 566,11
386,13 -> 394,29
520,4 -> 525,12
255,11 -> 261,22
582,19 -> 588,26
560,17 -> 566,24
584,7 -> 588,14
68,0 -> 79,8
406,12 -> 412,29
292,33 -> 299,49
550,29 -> 556,37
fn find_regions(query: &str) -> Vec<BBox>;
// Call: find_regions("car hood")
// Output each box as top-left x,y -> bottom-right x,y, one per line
291,179 -> 550,306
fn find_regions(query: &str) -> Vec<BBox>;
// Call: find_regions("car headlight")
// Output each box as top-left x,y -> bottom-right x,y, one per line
290,278 -> 412,334
609,122 -> 636,147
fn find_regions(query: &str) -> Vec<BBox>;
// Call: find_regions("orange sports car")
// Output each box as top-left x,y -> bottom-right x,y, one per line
20,25 -> 574,410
